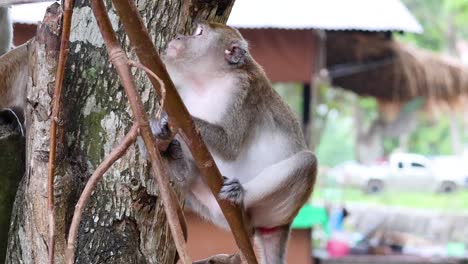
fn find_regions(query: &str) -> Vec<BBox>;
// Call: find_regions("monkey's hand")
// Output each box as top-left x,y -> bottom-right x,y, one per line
149,112 -> 170,139
164,139 -> 184,160
219,176 -> 244,205
138,112 -> 171,159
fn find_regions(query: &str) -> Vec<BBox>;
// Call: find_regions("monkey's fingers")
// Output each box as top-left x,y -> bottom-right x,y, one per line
219,177 -> 245,205
149,113 -> 170,139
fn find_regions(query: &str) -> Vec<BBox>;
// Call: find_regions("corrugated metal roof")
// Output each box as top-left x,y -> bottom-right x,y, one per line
11,1 -> 55,24
227,0 -> 423,33
12,0 -> 423,33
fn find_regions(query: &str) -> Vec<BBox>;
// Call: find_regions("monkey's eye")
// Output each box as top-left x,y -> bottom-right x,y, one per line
193,25 -> 203,36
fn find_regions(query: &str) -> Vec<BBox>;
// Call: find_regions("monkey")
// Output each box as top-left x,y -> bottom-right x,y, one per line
0,42 -> 28,110
0,5 -> 27,110
0,42 -> 28,134
0,8 -> 28,133
149,22 -> 317,264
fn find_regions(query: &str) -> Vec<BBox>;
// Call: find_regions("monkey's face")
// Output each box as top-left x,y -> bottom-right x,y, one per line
163,23 -> 248,72
164,24 -> 215,64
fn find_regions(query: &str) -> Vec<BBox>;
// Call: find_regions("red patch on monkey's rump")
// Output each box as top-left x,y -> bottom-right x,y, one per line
257,226 -> 280,235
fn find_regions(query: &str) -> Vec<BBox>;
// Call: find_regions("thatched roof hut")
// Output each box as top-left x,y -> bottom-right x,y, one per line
327,32 -> 468,104
228,0 -> 423,85
228,0 -> 430,140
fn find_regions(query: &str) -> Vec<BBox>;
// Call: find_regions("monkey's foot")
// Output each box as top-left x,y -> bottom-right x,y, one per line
219,177 -> 244,205
165,139 -> 184,160
164,139 -> 189,184
193,253 -> 242,264
149,112 -> 170,139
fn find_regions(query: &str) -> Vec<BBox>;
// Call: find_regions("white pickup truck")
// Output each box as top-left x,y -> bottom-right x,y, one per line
333,153 -> 468,193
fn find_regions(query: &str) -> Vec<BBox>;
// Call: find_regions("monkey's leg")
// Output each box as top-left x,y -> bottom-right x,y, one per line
147,116 -> 232,224
184,177 -> 233,228
243,150 -> 316,213
255,225 -> 290,264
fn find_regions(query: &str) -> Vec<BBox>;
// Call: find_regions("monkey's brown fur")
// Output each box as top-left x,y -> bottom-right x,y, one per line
0,42 -> 29,110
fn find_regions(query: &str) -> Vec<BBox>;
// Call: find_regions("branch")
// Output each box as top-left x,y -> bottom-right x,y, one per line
89,1 -> 190,263
65,124 -> 139,264
127,60 -> 166,121
47,0 -> 74,263
128,60 -> 174,152
111,1 -> 258,263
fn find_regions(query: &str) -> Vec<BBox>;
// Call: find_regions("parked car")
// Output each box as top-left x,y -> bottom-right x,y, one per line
330,153 -> 467,194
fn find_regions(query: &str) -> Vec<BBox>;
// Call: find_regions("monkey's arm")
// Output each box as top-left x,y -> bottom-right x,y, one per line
146,113 -> 236,160
192,116 -> 246,160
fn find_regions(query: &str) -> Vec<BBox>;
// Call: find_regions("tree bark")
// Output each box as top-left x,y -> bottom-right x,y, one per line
6,1 -> 234,263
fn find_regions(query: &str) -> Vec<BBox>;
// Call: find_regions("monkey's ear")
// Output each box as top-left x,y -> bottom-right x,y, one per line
224,42 -> 247,65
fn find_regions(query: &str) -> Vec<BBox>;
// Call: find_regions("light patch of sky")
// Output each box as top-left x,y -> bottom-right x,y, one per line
11,2 -> 57,24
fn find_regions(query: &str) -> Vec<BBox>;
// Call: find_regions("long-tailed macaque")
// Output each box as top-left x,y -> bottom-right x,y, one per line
0,7 -> 28,131
0,43 -> 28,112
152,22 -> 317,264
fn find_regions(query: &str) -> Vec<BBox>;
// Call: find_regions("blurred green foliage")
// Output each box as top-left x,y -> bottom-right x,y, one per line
398,0 -> 468,156
408,117 -> 453,155
273,83 -> 303,116
400,0 -> 468,52
315,115 -> 355,166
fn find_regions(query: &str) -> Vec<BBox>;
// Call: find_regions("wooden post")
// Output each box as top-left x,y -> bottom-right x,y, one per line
302,83 -> 312,146
308,29 -> 327,149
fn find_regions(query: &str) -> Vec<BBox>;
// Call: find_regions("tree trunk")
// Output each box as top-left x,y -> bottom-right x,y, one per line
354,102 -> 384,164
449,114 -> 462,155
6,1 -> 234,263
445,18 -> 463,156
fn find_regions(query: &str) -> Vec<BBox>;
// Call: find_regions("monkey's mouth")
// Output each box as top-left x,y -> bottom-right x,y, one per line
165,41 -> 182,58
